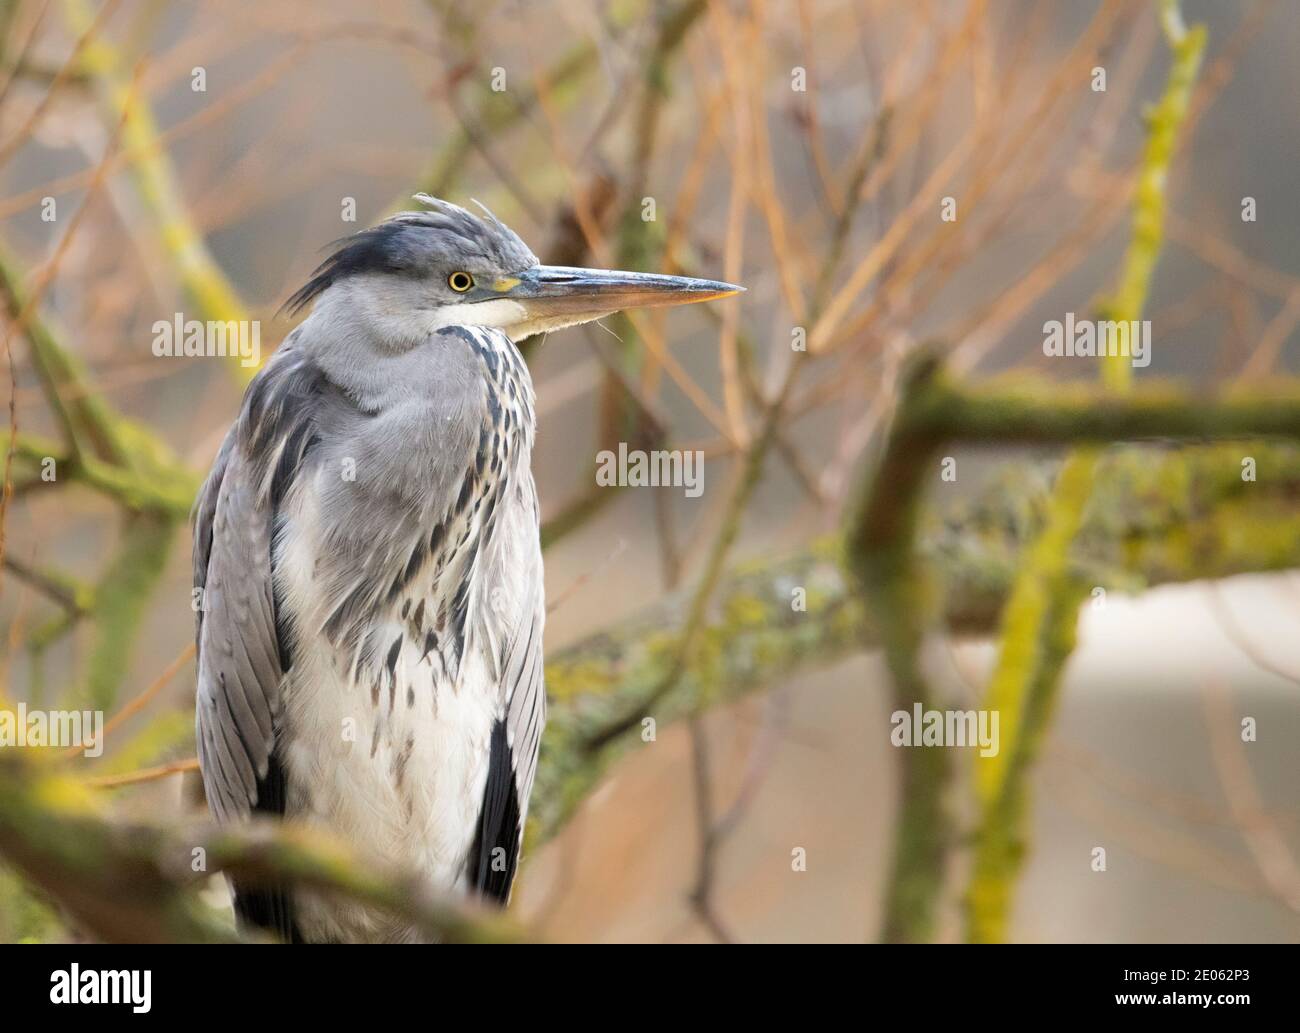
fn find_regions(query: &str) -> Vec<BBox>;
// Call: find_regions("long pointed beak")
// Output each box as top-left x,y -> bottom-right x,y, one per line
501,264 -> 744,317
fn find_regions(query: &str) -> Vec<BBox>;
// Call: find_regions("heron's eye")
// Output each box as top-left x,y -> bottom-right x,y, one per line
448,271 -> 474,293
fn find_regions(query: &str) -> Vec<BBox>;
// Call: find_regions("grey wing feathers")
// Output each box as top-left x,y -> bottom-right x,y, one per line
193,429 -> 284,822
504,589 -> 546,825
504,476 -> 546,832
470,594 -> 544,902
193,345 -> 321,942
471,483 -> 546,902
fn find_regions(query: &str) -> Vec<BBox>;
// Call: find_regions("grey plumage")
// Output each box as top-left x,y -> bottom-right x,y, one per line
193,196 -> 741,942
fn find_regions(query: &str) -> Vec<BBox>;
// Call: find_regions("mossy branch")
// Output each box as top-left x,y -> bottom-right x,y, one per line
1,245 -> 196,708
60,0 -> 255,382
964,451 -> 1093,941
547,420 -> 1300,850
0,429 -> 195,516
847,348 -> 1300,942
0,246 -> 199,514
0,753 -> 523,943
80,511 -> 177,710
965,0 -> 1206,944
0,245 -> 131,466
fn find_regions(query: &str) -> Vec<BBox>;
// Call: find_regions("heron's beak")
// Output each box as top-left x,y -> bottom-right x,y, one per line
500,265 -> 744,319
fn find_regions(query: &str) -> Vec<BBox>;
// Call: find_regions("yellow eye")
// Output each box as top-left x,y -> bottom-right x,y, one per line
448,271 -> 474,293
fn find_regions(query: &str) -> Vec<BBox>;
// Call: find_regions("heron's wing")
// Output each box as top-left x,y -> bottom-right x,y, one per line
472,483 -> 546,903
193,345 -> 319,940
193,433 -> 284,821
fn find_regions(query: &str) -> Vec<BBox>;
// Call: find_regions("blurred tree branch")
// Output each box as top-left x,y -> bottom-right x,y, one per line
964,0 -> 1206,946
548,419 -> 1300,845
0,752 -> 524,943
543,0 -> 708,548
845,346 -> 1300,941
0,244 -> 196,708
59,0 -> 255,381
411,12 -> 616,204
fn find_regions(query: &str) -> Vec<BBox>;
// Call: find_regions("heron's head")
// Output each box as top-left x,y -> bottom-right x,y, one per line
286,195 -> 743,346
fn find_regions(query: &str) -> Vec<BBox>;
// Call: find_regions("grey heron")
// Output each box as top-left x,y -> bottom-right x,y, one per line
192,195 -> 741,942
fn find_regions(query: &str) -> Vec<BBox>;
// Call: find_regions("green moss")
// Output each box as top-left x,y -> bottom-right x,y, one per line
721,591 -> 771,630
963,1 -> 1207,943
83,512 -> 178,711
0,865 -> 65,943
